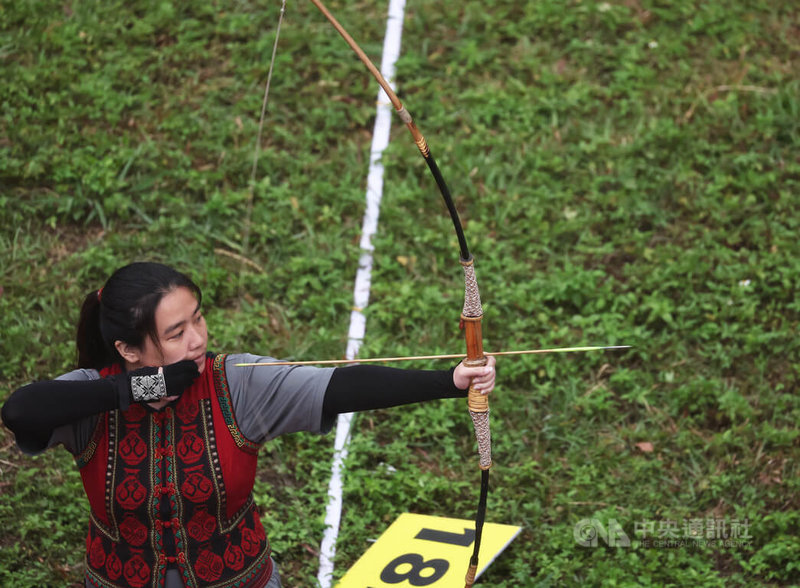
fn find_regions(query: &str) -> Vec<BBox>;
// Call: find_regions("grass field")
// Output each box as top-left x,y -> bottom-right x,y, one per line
1,0 -> 798,585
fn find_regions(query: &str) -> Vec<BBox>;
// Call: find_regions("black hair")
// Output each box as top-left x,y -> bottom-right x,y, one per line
76,262 -> 202,369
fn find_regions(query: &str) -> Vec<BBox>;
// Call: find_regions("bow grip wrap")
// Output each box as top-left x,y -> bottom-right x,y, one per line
461,257 -> 492,471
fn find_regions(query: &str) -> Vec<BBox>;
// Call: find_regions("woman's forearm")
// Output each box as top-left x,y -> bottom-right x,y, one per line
322,364 -> 465,416
1,378 -> 122,452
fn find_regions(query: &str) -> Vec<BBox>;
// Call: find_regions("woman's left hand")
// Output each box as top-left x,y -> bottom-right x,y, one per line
453,355 -> 496,394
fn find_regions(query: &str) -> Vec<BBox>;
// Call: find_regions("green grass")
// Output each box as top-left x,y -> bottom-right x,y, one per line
1,0 -> 799,586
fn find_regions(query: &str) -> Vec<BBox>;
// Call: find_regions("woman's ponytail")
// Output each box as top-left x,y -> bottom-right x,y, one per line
76,289 -> 117,369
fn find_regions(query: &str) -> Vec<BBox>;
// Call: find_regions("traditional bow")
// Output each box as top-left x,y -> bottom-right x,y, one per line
307,1 -> 491,583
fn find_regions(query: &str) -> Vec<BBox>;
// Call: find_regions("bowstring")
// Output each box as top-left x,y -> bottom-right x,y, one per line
239,0 -> 288,291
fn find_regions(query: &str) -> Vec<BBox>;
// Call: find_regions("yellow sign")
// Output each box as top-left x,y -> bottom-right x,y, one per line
337,513 -> 521,587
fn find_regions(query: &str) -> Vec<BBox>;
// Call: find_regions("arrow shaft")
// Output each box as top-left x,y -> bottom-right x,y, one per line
234,345 -> 630,367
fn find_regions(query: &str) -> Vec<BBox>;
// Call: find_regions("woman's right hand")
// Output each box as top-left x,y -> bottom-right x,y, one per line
126,360 -> 199,409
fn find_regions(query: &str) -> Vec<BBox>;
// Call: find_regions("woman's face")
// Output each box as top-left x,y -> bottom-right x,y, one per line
129,286 -> 209,374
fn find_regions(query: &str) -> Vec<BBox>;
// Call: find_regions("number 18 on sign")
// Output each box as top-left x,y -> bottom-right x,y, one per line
337,513 -> 521,587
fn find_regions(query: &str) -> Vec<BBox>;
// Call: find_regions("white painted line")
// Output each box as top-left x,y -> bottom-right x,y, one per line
317,0 -> 407,585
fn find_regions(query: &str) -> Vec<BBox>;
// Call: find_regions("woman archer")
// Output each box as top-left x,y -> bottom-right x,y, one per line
1,261 -> 495,588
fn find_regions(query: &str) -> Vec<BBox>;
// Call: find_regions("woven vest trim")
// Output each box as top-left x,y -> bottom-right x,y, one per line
79,355 -> 270,588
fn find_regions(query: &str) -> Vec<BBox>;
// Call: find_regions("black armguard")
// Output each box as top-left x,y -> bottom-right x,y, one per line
1,377 -> 125,453
322,365 -> 466,416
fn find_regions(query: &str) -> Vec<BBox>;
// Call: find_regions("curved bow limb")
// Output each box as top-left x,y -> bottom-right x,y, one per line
307,0 -> 491,584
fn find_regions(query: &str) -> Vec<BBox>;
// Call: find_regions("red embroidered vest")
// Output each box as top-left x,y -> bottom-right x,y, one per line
78,355 -> 272,588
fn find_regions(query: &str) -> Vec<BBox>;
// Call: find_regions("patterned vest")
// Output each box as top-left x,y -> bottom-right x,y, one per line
78,355 -> 272,588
